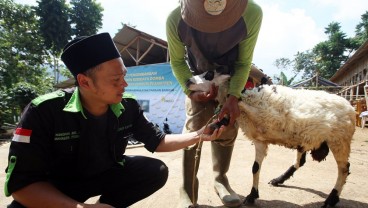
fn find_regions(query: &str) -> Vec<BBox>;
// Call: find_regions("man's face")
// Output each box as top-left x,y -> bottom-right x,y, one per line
91,58 -> 128,104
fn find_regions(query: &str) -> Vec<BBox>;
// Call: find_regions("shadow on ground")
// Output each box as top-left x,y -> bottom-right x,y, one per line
196,185 -> 368,208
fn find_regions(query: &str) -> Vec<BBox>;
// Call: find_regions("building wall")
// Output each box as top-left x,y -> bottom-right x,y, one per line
334,59 -> 368,87
330,41 -> 368,102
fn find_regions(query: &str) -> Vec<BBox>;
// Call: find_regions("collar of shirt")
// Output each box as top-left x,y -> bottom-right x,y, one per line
63,87 -> 124,119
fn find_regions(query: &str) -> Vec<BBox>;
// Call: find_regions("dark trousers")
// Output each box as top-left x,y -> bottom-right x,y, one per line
8,156 -> 168,208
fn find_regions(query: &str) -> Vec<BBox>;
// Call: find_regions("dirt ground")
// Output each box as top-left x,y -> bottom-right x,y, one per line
1,127 -> 367,208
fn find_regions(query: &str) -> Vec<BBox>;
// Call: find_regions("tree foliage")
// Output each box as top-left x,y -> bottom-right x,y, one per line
312,22 -> 353,78
275,11 -> 368,82
354,11 -> 368,45
0,82 -> 42,125
0,0 -> 54,125
0,0 -> 49,88
293,51 -> 317,79
280,71 -> 298,86
35,0 -> 72,57
70,0 -> 104,36
274,58 -> 291,72
0,89 -> 12,126
35,0 -> 73,84
1,0 -> 105,127
35,0 -> 104,83
10,82 -> 39,111
273,58 -> 298,85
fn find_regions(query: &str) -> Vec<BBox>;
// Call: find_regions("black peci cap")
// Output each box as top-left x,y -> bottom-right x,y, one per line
61,33 -> 121,77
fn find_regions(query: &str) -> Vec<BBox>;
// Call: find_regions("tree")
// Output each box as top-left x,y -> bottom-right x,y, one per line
36,0 -> 72,56
355,10 -> 368,45
273,58 -> 299,85
274,58 -> 292,72
0,89 -> 12,126
293,51 -> 317,79
35,0 -> 104,83
70,0 -> 104,36
10,82 -> 38,112
312,22 -> 351,78
35,0 -> 72,83
277,71 -> 298,86
0,0 -> 50,88
0,0 -> 54,125
0,83 -> 40,125
278,10 -> 368,81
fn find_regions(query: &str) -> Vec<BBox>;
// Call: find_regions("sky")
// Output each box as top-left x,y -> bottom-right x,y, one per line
15,0 -> 368,80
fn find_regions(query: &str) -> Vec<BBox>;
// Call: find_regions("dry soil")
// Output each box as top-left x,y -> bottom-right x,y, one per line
1,128 -> 367,208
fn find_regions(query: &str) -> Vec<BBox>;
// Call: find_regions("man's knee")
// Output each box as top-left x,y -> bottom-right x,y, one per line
155,160 -> 169,189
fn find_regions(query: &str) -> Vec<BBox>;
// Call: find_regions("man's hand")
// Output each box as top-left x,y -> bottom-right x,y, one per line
218,94 -> 240,126
189,84 -> 218,102
197,121 -> 225,141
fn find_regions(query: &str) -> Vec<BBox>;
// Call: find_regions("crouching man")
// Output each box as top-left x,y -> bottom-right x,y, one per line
4,32 -> 225,208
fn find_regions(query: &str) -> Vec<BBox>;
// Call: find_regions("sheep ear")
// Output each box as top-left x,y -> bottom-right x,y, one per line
204,71 -> 215,80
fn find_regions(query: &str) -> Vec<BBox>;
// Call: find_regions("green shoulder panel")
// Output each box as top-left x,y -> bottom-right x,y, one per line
32,90 -> 65,106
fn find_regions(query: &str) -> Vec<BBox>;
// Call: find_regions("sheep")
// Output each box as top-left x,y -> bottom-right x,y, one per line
186,71 -> 356,208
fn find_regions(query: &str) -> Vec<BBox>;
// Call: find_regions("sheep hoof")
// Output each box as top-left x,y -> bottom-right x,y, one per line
322,189 -> 339,207
268,176 -> 285,186
269,166 -> 297,186
243,187 -> 259,205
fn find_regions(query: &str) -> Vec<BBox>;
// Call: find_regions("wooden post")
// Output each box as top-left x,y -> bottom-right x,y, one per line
365,73 -> 368,106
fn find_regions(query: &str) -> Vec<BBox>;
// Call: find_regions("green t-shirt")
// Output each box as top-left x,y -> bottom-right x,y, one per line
166,0 -> 263,98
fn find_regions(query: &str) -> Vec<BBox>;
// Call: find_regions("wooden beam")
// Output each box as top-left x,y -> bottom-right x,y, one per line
139,36 -> 168,49
138,42 -> 155,63
116,34 -> 169,65
119,36 -> 139,54
124,49 -> 137,63
136,38 -> 140,65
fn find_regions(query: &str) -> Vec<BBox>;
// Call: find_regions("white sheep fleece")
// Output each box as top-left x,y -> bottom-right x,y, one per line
238,85 -> 356,152
188,72 -> 356,151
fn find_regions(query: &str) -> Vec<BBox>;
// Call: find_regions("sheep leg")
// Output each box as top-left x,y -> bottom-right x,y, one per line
243,142 -> 268,205
269,151 -> 306,186
322,142 -> 351,207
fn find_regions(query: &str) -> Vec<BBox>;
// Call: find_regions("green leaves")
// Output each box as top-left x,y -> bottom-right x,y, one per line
10,82 -> 38,111
35,0 -> 72,57
312,22 -> 351,79
0,0 -> 105,127
35,0 -> 104,83
0,0 -> 48,89
274,11 -> 368,83
355,11 -> 368,45
70,0 -> 104,36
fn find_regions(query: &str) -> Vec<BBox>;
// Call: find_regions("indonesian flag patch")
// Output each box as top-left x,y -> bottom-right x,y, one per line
12,128 -> 32,143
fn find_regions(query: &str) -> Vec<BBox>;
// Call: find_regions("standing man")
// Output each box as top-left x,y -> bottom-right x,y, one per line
166,0 -> 263,207
4,32 -> 225,208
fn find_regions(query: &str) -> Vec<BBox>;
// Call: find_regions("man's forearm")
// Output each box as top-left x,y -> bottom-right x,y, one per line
155,131 -> 200,152
155,124 -> 224,152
